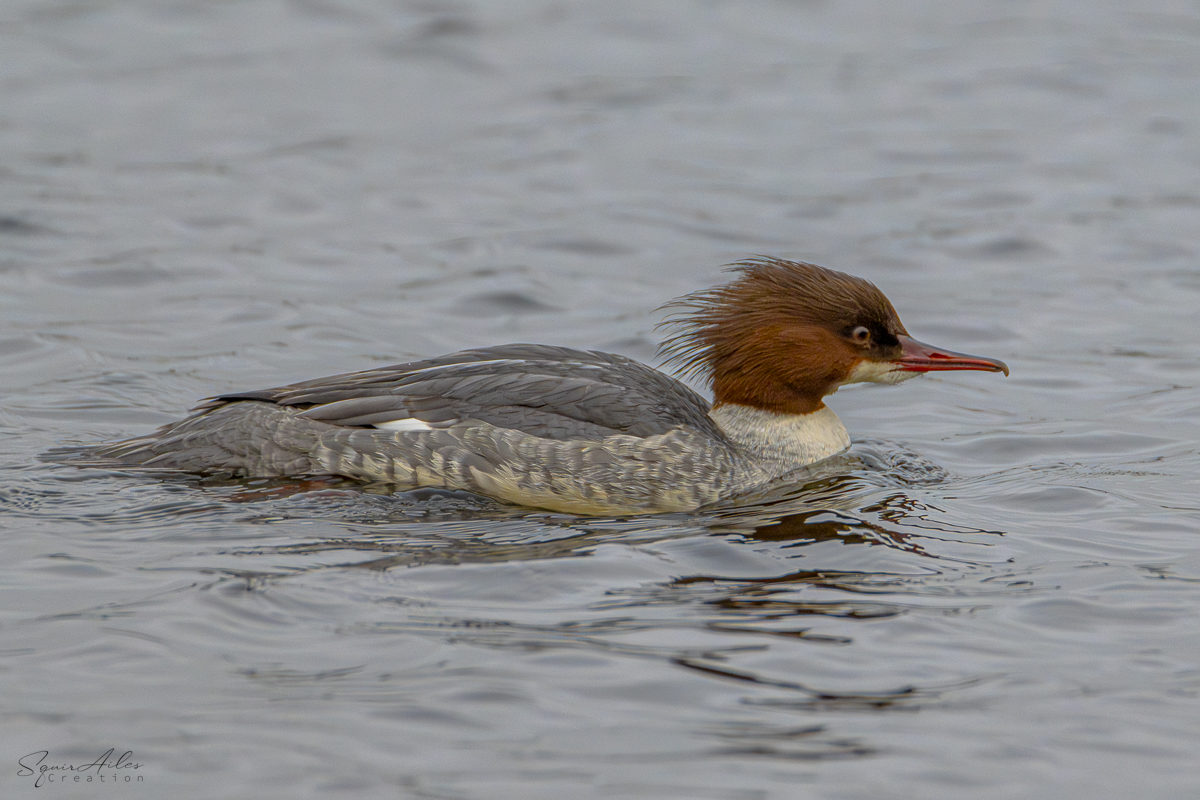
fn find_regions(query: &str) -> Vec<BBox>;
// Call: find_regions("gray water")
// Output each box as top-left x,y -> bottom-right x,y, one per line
3,1 -> 1200,797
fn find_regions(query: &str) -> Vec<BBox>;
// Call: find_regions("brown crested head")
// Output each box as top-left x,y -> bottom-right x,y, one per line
657,257 -> 911,415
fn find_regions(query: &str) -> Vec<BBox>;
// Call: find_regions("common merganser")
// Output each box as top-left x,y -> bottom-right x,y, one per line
88,258 -> 1008,514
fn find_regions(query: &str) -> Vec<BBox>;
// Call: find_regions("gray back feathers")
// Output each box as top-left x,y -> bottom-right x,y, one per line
206,344 -> 723,443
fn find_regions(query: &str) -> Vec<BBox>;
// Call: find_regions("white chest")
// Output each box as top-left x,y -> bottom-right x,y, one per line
708,404 -> 851,473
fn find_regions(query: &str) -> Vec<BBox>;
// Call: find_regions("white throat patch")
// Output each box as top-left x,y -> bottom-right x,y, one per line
838,359 -> 921,388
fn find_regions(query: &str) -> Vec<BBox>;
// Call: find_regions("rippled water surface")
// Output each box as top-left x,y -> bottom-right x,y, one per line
4,1 -> 1200,797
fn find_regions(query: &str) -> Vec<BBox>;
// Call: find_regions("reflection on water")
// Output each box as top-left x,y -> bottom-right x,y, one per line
25,439 -> 1016,725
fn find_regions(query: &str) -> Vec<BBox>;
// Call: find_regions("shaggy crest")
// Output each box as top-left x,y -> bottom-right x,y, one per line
656,257 -> 906,385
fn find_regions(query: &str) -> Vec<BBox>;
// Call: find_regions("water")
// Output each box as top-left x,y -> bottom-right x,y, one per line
3,0 -> 1200,797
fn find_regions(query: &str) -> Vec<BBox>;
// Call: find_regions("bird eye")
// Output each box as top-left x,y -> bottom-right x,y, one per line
850,326 -> 871,344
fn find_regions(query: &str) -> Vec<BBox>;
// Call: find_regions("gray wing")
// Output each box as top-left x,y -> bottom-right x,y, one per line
203,344 -> 722,442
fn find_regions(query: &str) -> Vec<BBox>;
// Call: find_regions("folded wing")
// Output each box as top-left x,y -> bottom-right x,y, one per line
204,344 -> 721,442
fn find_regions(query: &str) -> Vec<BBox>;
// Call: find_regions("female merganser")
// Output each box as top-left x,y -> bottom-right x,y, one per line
89,258 -> 1007,514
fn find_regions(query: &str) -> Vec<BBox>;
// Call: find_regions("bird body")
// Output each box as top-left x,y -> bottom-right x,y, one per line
88,259 -> 1008,514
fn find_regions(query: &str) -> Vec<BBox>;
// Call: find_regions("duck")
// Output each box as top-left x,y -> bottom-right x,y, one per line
87,258 -> 1008,514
